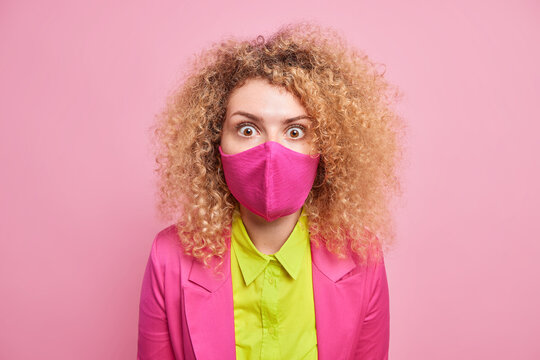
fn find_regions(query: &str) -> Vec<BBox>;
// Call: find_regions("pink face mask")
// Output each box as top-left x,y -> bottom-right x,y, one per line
219,141 -> 320,222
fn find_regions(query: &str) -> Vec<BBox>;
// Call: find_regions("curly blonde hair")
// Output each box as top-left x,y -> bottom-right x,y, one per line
151,21 -> 406,270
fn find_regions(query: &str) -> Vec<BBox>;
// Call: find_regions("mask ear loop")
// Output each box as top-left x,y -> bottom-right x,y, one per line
311,157 -> 327,189
216,150 -> 239,215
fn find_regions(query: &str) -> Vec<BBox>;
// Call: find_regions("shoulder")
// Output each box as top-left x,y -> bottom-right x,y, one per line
341,252 -> 386,284
152,224 -> 180,254
149,224 -> 194,271
340,232 -> 387,282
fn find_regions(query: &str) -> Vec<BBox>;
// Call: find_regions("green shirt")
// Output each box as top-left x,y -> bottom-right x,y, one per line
230,207 -> 318,359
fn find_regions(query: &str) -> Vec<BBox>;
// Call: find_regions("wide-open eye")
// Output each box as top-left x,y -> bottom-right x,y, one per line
237,124 -> 258,137
286,126 -> 305,139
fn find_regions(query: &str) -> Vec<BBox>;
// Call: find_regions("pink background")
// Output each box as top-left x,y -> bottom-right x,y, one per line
1,0 -> 539,359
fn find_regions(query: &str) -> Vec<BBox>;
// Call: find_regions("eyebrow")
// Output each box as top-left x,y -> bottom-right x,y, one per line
230,111 -> 312,124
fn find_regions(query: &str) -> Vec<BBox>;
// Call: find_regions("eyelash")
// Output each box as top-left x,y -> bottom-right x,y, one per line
235,122 -> 307,139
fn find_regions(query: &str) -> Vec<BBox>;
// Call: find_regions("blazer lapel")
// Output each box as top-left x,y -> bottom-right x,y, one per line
183,246 -> 236,360
311,241 -> 366,360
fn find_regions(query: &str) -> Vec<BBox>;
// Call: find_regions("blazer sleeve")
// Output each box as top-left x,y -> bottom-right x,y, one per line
137,235 -> 178,360
353,257 -> 390,359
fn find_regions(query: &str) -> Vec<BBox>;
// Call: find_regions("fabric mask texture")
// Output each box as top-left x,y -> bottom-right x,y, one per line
219,141 -> 320,222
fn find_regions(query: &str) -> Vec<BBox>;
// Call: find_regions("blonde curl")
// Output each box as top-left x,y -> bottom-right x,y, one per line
150,21 -> 407,272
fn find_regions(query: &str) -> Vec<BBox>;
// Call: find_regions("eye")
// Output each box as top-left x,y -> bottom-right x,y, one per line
237,124 -> 258,137
286,125 -> 305,139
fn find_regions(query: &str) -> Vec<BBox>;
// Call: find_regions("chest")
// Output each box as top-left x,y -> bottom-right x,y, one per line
179,245 -> 370,359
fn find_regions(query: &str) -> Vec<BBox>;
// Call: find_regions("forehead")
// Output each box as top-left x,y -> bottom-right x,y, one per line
226,78 -> 307,117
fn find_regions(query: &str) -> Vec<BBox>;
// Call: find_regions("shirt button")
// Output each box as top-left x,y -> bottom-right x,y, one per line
269,327 -> 275,335
268,277 -> 274,285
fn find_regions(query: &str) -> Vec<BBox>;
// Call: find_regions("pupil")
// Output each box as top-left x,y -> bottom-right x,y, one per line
291,129 -> 298,137
245,128 -> 252,135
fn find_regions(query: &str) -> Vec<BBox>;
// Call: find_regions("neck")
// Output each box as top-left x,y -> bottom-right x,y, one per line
238,204 -> 302,255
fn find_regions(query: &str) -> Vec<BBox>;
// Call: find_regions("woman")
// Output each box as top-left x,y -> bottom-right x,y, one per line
138,22 -> 405,360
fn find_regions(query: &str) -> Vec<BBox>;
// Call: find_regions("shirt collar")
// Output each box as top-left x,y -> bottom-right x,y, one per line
231,207 -> 310,286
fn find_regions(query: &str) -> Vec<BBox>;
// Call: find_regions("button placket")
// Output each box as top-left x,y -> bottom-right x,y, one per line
260,261 -> 281,359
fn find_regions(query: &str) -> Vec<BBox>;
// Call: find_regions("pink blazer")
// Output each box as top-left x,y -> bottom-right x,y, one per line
137,225 -> 390,360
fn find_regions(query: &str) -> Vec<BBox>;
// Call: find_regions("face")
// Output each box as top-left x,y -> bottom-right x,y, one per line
220,77 -> 315,155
